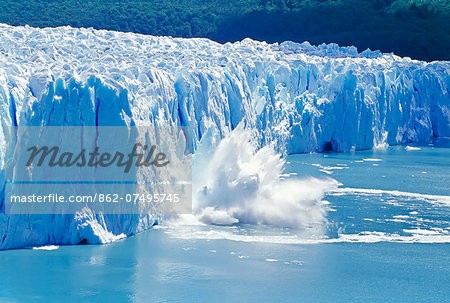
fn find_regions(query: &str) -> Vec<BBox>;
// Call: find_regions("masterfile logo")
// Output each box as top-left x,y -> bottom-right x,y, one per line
26,143 -> 170,173
4,126 -> 192,215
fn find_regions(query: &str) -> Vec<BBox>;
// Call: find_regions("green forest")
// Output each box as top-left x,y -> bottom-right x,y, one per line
0,0 -> 448,61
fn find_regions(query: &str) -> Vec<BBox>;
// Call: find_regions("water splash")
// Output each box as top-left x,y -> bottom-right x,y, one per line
191,125 -> 338,228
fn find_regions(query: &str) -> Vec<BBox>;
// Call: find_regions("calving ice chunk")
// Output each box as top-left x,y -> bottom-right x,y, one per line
0,23 -> 449,249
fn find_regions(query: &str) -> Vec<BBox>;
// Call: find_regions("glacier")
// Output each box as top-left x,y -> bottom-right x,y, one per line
0,24 -> 449,249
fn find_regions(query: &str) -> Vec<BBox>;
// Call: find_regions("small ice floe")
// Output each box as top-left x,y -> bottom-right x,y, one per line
403,229 -> 440,235
209,249 -> 217,253
283,261 -> 303,266
319,169 -> 333,175
312,163 -> 349,174
393,215 -> 410,219
405,146 -> 421,151
238,255 -> 248,259
290,260 -> 303,266
362,158 -> 382,162
32,245 -> 59,251
386,218 -> 408,223
421,171 -> 427,174
265,258 -> 278,262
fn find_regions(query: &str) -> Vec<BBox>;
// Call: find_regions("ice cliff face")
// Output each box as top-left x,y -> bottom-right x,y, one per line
1,24 -> 449,152
0,24 -> 449,249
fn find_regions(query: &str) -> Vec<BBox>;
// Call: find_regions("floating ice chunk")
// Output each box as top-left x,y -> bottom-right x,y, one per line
403,229 -> 441,235
405,146 -> 421,151
197,207 -> 239,225
393,215 -> 410,219
32,245 -> 59,251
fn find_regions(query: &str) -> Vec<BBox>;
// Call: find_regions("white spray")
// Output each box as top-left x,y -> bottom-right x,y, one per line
191,125 -> 338,229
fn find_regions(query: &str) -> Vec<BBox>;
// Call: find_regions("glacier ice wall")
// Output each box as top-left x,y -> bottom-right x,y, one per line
0,24 -> 449,249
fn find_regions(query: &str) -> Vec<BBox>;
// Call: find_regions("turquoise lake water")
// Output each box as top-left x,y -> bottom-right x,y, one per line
1,141 -> 449,302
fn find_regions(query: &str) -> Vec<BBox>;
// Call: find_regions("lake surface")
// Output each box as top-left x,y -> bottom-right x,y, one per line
1,141 -> 449,302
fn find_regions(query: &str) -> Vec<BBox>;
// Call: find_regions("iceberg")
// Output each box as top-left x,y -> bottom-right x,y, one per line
0,24 -> 449,249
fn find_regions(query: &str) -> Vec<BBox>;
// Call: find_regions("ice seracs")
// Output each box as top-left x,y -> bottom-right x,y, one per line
0,24 -> 449,249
